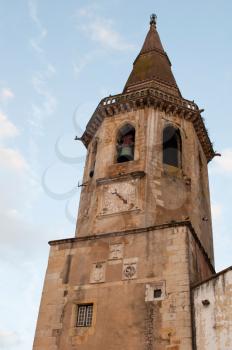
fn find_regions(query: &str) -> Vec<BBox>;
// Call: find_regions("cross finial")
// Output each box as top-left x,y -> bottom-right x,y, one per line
150,14 -> 157,27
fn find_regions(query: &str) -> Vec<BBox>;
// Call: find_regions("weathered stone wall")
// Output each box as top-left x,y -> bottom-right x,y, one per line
193,268 -> 232,350
76,107 -> 214,264
34,225 -> 213,350
188,229 -> 213,286
33,244 -> 70,350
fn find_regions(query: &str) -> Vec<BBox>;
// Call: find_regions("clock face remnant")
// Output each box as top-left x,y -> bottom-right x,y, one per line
99,179 -> 140,216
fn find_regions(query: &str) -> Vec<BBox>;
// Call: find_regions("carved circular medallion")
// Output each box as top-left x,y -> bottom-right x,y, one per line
124,264 -> 136,278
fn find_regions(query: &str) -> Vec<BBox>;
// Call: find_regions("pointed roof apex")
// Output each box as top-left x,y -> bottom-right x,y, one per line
123,15 -> 181,97
140,14 -> 164,54
150,13 -> 157,26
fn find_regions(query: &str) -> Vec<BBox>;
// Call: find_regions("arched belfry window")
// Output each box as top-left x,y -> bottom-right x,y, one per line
116,124 -> 135,163
163,126 -> 182,168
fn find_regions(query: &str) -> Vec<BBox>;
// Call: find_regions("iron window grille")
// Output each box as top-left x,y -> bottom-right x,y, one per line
77,304 -> 93,327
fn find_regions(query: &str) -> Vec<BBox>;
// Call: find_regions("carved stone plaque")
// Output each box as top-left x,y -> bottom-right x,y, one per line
122,258 -> 138,280
109,243 -> 124,260
90,262 -> 106,284
99,179 -> 140,216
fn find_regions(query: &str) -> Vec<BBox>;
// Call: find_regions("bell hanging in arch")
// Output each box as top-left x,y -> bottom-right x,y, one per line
117,145 -> 134,163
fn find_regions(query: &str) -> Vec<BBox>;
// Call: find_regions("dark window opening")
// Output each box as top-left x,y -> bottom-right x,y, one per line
117,124 -> 135,163
77,304 -> 93,327
163,126 -> 182,168
153,289 -> 162,299
89,170 -> 94,178
89,139 -> 98,178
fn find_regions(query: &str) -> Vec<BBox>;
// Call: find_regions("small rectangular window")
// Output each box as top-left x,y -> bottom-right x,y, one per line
77,304 -> 93,327
153,289 -> 162,299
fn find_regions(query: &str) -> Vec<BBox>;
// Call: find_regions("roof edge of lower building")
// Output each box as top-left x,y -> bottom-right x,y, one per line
192,265 -> 232,290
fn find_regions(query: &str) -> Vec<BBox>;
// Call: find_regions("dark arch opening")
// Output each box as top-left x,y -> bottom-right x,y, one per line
163,126 -> 182,168
116,124 -> 135,163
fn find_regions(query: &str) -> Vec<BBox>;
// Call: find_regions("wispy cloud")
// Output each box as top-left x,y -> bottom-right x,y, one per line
76,6 -> 134,51
28,0 -> 57,131
211,149 -> 232,174
0,89 -> 37,212
28,0 -> 47,54
73,52 -> 94,77
0,147 -> 29,172
73,6 -> 134,78
84,19 -> 133,51
0,109 -> 28,172
211,202 -> 222,220
212,203 -> 232,271
30,67 -> 57,129
0,330 -> 21,348
0,111 -> 19,139
0,88 -> 14,102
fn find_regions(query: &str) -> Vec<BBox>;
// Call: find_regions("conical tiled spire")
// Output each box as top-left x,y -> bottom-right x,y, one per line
140,14 -> 164,54
124,15 -> 181,97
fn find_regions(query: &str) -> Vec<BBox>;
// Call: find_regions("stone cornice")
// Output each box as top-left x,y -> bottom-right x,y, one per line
96,170 -> 146,185
124,76 -> 181,95
49,220 -> 215,274
81,88 -> 215,162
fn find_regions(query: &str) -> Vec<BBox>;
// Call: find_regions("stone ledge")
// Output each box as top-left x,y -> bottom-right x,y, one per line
48,220 -> 215,275
96,170 -> 146,185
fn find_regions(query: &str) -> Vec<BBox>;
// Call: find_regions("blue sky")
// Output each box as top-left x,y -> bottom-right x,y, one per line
0,0 -> 231,349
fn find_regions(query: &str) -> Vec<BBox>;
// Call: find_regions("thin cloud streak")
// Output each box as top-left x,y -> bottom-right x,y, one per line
0,111 -> 19,139
28,0 -> 57,131
211,202 -> 222,221
73,52 -> 94,77
30,68 -> 57,129
0,88 -> 14,102
28,0 -> 47,55
73,6 -> 134,78
0,147 -> 29,172
0,108 -> 29,173
76,6 -> 134,51
214,148 -> 232,173
0,330 -> 22,348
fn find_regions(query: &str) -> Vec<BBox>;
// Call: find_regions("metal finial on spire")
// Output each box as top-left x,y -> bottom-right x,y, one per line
150,14 -> 157,26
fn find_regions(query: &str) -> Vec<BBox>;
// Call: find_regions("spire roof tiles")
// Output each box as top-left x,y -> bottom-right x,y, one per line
124,15 -> 181,97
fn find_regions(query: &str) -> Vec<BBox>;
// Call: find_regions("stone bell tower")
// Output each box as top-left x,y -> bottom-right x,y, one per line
33,15 -> 216,350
